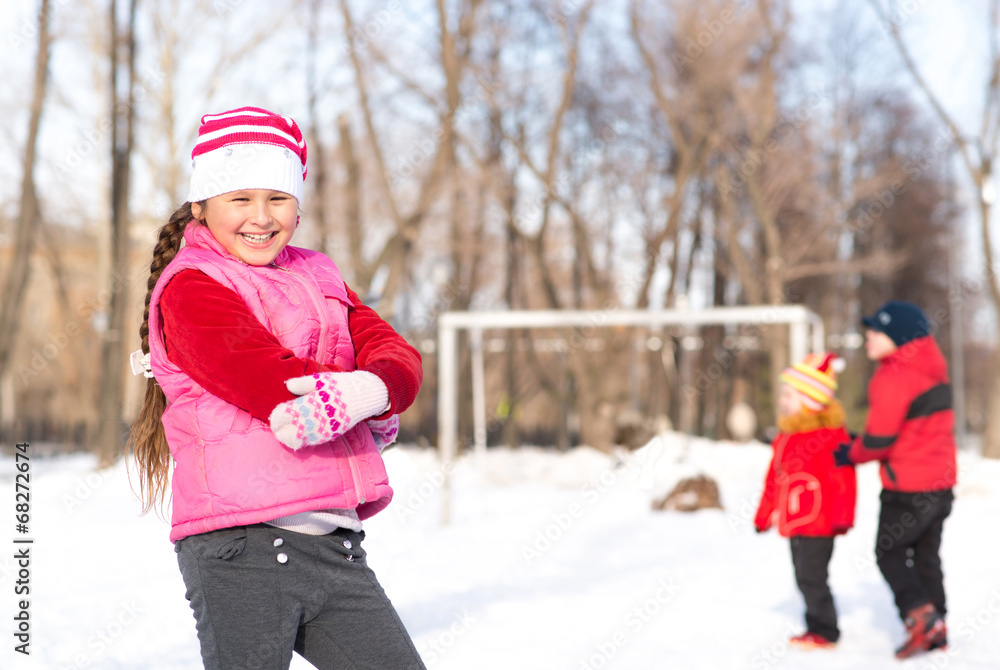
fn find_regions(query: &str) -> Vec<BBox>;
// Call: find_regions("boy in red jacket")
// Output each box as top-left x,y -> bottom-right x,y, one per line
834,301 -> 957,659
755,353 -> 857,650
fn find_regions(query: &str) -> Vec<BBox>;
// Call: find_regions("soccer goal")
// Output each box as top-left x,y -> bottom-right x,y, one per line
435,305 -> 824,524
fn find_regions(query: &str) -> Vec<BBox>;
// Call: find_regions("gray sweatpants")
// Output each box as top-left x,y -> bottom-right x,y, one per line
175,524 -> 426,670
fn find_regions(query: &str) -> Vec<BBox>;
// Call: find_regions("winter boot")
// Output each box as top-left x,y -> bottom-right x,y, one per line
895,603 -> 947,659
789,631 -> 836,650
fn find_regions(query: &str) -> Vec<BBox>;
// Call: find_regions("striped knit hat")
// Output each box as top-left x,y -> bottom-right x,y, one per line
780,352 -> 845,411
187,106 -> 307,203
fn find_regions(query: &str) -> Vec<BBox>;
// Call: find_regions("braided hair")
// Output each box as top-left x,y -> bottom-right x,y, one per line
128,202 -> 196,513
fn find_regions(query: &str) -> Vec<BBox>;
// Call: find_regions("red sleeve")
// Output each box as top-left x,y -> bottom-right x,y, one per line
849,368 -> 909,464
160,270 -> 331,422
754,446 -> 778,531
345,285 -> 423,418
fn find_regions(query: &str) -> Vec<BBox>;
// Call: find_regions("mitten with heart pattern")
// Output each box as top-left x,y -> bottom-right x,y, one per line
366,415 -> 399,452
269,371 -> 389,450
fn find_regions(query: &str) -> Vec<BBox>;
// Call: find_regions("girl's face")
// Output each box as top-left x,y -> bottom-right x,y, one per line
777,383 -> 804,418
864,329 -> 898,361
191,189 -> 298,266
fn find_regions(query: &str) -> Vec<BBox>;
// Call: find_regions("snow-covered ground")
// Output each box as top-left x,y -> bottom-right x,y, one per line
1,433 -> 998,669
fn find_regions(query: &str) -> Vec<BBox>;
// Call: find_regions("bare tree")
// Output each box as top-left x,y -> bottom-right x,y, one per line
306,0 -> 332,256
0,0 -> 53,428
629,0 -> 722,310
872,0 -> 1000,457
501,1 -> 596,310
138,0 -> 292,213
338,114 -> 365,285
95,0 -> 138,466
707,1 -> 903,386
0,0 -> 977,455
337,0 -> 482,317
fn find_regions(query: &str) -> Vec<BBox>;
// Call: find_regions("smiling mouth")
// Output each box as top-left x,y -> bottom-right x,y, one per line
240,232 -> 277,244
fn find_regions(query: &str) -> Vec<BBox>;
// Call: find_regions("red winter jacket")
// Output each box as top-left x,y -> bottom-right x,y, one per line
847,335 -> 957,493
755,402 -> 857,538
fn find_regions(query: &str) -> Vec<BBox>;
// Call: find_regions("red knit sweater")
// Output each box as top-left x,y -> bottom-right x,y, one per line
160,269 -> 422,422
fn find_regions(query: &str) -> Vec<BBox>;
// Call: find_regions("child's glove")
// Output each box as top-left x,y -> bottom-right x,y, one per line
366,415 -> 399,452
833,442 -> 854,467
269,371 -> 389,450
753,506 -> 773,533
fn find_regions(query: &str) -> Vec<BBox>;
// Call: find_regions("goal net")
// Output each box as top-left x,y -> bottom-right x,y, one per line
435,305 -> 824,523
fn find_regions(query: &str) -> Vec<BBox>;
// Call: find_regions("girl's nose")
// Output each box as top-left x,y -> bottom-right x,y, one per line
248,200 -> 271,225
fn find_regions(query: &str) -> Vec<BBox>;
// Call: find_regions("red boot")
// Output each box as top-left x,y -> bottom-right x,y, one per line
895,603 -> 947,659
789,632 -> 836,650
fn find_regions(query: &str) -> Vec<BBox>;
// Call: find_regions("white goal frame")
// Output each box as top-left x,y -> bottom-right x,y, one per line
436,305 -> 824,524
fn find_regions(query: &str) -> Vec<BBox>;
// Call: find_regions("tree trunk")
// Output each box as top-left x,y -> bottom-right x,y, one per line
38,222 -> 83,394
95,0 -> 138,466
556,360 -> 573,451
504,212 -> 518,450
980,194 -> 1000,458
0,0 -> 52,425
982,365 -> 1000,458
570,339 -> 619,452
306,0 -> 330,256
337,115 -> 367,290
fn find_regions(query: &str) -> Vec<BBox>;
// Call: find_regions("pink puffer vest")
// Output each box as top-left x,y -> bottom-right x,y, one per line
147,224 -> 392,542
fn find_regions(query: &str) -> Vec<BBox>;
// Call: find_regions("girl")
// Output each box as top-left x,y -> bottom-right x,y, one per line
754,352 -> 857,650
128,107 -> 426,670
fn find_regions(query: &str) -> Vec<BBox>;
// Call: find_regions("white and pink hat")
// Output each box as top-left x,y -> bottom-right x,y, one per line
187,106 -> 308,203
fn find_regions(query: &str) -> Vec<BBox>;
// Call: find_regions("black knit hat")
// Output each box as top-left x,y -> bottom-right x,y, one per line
861,300 -> 932,346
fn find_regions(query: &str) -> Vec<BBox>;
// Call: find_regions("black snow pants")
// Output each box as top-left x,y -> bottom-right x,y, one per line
790,536 -> 839,642
875,488 -> 953,619
175,524 -> 427,670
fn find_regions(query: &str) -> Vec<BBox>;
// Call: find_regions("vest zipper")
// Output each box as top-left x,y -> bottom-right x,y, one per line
277,263 -> 365,504
344,435 -> 367,505
271,262 -> 330,365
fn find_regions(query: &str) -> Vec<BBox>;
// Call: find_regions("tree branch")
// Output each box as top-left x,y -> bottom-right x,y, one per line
782,251 -> 908,282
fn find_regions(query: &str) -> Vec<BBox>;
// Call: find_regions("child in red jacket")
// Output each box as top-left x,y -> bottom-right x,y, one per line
834,301 -> 957,659
755,352 -> 857,649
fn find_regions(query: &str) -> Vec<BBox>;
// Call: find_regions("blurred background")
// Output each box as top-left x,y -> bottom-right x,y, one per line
0,0 -> 993,462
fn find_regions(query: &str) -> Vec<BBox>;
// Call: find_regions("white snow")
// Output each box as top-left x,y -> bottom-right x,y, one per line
1,433 -> 998,669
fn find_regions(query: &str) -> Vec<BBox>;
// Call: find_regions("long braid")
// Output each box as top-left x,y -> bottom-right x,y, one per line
128,202 -> 195,514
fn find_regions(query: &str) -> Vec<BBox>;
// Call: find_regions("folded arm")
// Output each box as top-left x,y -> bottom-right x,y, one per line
848,372 -> 908,464
160,269 -> 331,421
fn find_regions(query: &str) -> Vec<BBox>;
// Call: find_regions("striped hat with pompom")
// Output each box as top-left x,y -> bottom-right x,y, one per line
780,352 -> 845,411
187,106 -> 307,203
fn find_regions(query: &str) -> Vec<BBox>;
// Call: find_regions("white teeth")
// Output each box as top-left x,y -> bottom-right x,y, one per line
241,232 -> 273,243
